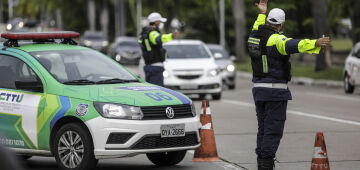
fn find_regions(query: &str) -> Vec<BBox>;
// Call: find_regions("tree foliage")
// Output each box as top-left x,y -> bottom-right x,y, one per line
4,0 -> 358,59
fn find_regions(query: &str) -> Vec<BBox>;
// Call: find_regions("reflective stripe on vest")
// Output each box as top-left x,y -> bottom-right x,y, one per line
248,37 -> 260,45
145,39 -> 151,51
262,55 -> 268,73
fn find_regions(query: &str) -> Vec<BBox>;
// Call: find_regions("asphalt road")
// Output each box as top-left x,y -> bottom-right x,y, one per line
21,66 -> 360,170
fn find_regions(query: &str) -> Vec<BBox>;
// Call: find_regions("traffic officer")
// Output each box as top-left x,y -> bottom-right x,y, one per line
247,0 -> 330,169
139,12 -> 178,86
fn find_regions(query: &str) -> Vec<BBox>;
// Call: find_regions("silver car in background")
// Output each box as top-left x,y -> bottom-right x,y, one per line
207,44 -> 237,89
108,36 -> 142,65
344,42 -> 360,93
80,31 -> 108,53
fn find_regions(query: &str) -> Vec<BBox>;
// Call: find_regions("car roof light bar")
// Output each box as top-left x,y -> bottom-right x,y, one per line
1,31 -> 80,47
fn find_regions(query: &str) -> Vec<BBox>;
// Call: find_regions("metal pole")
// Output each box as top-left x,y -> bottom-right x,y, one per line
136,0 -> 142,37
119,0 -> 126,36
8,0 -> 13,19
219,0 -> 225,47
88,0 -> 96,31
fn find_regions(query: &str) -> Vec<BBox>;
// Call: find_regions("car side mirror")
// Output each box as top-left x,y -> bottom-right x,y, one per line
15,80 -> 43,93
230,56 -> 236,61
214,52 -> 223,59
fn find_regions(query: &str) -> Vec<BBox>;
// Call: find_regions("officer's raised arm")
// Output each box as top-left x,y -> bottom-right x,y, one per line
252,0 -> 268,31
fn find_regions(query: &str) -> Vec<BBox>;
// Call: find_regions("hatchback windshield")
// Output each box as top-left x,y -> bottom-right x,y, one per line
118,40 -> 139,47
209,48 -> 229,59
31,50 -> 137,84
164,44 -> 210,59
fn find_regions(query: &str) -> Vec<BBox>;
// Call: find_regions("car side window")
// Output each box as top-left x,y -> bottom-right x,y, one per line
0,54 -> 42,91
352,46 -> 360,58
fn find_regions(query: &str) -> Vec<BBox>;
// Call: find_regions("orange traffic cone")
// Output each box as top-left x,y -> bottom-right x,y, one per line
192,100 -> 220,162
311,132 -> 330,170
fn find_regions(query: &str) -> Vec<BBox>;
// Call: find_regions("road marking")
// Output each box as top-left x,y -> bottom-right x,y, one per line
304,92 -> 360,102
187,150 -> 246,170
221,99 -> 360,126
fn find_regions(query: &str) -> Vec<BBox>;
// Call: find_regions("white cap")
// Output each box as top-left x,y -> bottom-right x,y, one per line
267,8 -> 285,24
148,12 -> 167,23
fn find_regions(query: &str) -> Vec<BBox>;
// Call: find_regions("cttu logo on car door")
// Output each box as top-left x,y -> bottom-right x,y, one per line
0,90 -> 41,149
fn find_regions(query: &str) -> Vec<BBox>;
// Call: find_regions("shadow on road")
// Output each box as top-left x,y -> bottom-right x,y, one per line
22,157 -> 201,170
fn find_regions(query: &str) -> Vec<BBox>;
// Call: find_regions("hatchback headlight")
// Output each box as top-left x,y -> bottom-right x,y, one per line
207,69 -> 219,77
102,41 -> 109,47
94,102 -> 143,120
84,40 -> 92,46
227,64 -> 235,72
191,102 -> 197,117
163,70 -> 170,78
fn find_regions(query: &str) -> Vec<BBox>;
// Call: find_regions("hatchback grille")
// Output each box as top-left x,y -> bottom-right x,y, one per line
130,132 -> 199,150
141,104 -> 193,120
177,75 -> 201,80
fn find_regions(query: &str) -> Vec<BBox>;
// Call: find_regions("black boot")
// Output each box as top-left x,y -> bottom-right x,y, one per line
257,157 -> 274,170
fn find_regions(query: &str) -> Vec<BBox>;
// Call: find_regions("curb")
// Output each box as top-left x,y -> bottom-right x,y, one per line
236,71 -> 343,88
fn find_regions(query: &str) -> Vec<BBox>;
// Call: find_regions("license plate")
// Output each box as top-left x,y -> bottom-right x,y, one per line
160,124 -> 185,138
180,84 -> 198,90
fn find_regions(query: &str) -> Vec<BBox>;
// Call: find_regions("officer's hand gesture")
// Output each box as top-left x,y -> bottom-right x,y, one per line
315,37 -> 331,47
172,30 -> 179,38
256,0 -> 268,14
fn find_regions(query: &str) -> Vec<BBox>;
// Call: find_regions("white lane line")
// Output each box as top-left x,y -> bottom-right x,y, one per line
221,99 -> 360,126
304,92 -> 360,102
187,150 -> 246,170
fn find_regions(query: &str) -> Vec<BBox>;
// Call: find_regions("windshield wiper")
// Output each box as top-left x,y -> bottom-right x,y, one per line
96,78 -> 139,84
63,79 -> 96,85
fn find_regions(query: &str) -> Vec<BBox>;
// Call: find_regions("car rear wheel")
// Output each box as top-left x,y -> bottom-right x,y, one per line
212,93 -> 222,100
146,150 -> 187,166
228,84 -> 236,90
54,123 -> 98,170
344,73 -> 355,94
19,155 -> 32,160
199,94 -> 206,100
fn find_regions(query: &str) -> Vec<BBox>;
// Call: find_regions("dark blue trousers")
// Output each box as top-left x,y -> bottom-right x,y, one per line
144,65 -> 164,86
255,100 -> 287,158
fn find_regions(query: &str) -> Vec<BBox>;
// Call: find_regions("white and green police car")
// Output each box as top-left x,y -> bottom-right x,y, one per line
0,32 -> 201,170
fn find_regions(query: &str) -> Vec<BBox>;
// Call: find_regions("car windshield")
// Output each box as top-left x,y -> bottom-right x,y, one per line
118,41 -> 139,47
209,48 -> 229,59
31,50 -> 137,84
164,44 -> 210,59
84,34 -> 105,40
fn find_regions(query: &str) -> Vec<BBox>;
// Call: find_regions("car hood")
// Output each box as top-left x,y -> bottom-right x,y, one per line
215,59 -> 233,68
164,58 -> 217,70
116,46 -> 142,54
61,83 -> 191,106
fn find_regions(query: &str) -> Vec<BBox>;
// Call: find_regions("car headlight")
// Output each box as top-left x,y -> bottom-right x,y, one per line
18,21 -> 24,28
84,40 -> 92,46
207,69 -> 219,77
115,54 -> 121,61
163,70 -> 170,78
94,102 -> 143,120
102,41 -> 109,47
6,24 -> 12,30
227,64 -> 235,72
191,102 -> 197,117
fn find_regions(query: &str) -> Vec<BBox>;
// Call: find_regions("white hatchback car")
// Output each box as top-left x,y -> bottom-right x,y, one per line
139,40 -> 222,100
344,42 -> 360,93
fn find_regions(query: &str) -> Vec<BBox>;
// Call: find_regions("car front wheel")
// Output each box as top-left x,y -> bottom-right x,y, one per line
146,150 -> 187,166
212,93 -> 222,100
54,123 -> 98,170
344,73 -> 355,94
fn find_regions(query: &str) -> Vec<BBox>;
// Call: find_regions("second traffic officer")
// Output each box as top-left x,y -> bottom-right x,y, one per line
139,12 -> 179,86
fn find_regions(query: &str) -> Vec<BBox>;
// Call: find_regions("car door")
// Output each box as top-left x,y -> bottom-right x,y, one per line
354,50 -> 360,85
0,54 -> 44,150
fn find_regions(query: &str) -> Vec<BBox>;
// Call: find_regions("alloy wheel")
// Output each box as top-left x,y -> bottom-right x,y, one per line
58,130 -> 84,169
